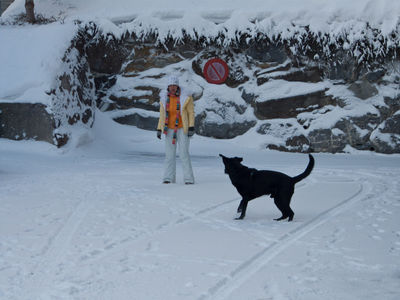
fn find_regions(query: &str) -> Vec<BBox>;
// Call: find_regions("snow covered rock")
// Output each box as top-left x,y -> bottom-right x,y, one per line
371,112 -> 400,153
76,22 -> 400,153
113,112 -> 158,131
254,89 -> 334,120
348,80 -> 379,100
192,50 -> 250,88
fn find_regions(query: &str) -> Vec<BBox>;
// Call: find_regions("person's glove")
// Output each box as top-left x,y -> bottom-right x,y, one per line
188,127 -> 195,137
157,130 -> 162,140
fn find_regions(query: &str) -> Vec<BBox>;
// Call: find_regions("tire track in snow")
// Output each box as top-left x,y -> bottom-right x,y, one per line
16,197 -> 93,300
199,171 -> 376,300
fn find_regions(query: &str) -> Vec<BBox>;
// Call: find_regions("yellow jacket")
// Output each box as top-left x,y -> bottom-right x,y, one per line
157,90 -> 195,134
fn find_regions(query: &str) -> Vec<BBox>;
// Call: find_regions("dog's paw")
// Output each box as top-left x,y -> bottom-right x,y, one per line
234,213 -> 245,220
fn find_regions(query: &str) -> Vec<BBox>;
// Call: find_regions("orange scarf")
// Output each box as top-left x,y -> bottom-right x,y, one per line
164,94 -> 182,144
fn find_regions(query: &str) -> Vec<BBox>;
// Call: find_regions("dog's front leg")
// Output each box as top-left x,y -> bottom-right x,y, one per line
235,199 -> 248,220
237,200 -> 244,213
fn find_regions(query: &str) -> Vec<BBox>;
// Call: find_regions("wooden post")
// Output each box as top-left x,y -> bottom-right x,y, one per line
25,0 -> 35,23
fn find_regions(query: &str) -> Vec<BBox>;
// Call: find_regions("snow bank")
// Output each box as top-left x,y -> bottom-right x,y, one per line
3,0 -> 400,33
0,22 -> 77,104
2,0 -> 399,39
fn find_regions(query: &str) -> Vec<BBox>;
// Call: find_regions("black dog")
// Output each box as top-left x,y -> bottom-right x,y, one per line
219,154 -> 314,221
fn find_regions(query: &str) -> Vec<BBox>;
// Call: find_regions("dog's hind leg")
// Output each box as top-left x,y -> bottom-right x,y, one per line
273,198 -> 288,221
274,189 -> 295,222
285,189 -> 295,221
235,199 -> 248,220
273,196 -> 294,221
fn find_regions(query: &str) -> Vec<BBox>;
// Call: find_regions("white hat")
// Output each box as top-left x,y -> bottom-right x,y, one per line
167,75 -> 179,87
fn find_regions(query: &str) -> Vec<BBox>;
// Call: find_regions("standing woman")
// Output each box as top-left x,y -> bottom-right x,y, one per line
157,76 -> 195,184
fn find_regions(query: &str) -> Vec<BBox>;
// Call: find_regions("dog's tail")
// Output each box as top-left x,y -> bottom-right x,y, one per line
292,154 -> 314,184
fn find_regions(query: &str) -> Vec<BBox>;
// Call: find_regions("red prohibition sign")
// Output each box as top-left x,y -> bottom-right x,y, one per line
203,58 -> 229,84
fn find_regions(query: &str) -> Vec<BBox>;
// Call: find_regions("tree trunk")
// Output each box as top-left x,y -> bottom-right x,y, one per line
25,0 -> 35,23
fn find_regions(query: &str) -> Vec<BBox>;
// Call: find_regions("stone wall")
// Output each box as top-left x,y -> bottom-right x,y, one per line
0,103 -> 54,143
90,29 -> 400,153
2,21 -> 399,153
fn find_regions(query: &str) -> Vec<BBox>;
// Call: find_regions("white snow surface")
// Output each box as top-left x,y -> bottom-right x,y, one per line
1,111 -> 400,300
0,22 -> 77,104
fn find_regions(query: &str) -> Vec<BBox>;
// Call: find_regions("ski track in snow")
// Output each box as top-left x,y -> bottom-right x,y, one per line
14,192 -> 93,300
6,179 -> 240,298
198,170 -> 387,300
69,196 -> 242,269
41,182 -> 311,277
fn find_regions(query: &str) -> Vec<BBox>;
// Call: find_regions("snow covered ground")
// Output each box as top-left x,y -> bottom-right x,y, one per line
1,112 -> 399,300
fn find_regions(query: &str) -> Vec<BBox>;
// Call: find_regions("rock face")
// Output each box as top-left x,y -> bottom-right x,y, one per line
370,113 -> 400,154
192,50 -> 250,88
253,90 -> 334,120
0,103 -> 54,143
114,113 -> 158,131
3,22 -> 399,153
93,28 -> 400,153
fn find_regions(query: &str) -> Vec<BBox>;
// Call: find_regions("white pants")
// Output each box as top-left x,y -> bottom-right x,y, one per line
163,128 -> 194,183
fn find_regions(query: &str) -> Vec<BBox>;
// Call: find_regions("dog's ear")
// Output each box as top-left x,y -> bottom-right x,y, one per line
234,157 -> 243,162
219,154 -> 225,158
